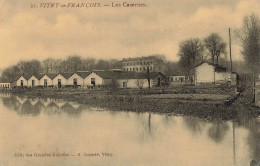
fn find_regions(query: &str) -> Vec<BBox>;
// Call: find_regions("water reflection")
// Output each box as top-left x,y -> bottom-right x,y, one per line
1,95 -> 83,116
207,123 -> 230,143
183,117 -> 207,137
0,94 -> 259,166
236,119 -> 260,163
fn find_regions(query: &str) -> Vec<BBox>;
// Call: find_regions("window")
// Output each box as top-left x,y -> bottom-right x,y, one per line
21,80 -> 23,87
140,67 -> 142,70
133,68 -> 135,71
127,68 -> 128,71
130,68 -> 131,71
136,68 -> 138,71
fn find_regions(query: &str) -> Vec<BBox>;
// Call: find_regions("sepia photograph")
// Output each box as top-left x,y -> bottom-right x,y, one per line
0,0 -> 259,165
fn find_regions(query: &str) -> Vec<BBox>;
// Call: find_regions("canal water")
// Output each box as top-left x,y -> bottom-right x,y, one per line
0,93 -> 259,166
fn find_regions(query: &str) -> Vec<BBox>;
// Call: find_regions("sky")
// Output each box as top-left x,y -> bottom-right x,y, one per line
0,0 -> 259,69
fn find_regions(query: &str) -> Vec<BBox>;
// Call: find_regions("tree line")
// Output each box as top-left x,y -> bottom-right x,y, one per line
1,56 -> 123,81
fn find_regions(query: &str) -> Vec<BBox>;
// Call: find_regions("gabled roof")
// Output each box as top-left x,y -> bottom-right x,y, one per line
0,73 -> 33,83
34,73 -> 46,80
59,73 -> 74,79
45,73 -> 58,79
194,62 -> 227,72
0,74 -> 20,83
28,74 -> 45,80
76,71 -> 91,78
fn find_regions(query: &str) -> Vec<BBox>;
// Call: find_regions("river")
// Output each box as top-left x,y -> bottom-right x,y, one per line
0,93 -> 259,166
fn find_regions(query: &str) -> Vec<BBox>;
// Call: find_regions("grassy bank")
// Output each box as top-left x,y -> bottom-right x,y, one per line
1,86 -> 259,122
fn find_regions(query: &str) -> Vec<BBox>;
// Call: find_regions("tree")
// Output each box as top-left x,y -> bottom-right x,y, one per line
235,13 -> 260,75
178,38 -> 204,84
61,55 -> 83,72
17,60 -> 42,75
204,33 -> 227,65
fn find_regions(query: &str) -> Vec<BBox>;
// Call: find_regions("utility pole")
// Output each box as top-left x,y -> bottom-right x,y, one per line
229,28 -> 233,73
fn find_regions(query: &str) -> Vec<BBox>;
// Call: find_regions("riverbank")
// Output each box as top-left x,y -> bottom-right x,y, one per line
1,86 -> 259,122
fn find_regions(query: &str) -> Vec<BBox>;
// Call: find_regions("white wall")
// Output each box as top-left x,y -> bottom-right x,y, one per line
84,73 -> 104,86
53,74 -> 67,87
67,73 -> 84,86
17,76 -> 28,87
28,76 -> 40,87
39,75 -> 53,86
0,83 -> 11,89
195,63 -> 214,84
215,72 -> 228,83
117,79 -> 149,88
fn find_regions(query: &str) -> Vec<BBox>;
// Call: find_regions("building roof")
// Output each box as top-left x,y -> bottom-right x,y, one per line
0,73 -> 31,83
76,71 -> 91,78
122,56 -> 164,63
45,73 -> 58,79
93,71 -> 117,79
59,73 -> 74,79
28,73 -> 46,80
194,62 -> 227,72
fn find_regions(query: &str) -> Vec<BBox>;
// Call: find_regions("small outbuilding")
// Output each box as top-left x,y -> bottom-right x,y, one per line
194,62 -> 228,85
84,71 -> 114,87
53,73 -> 73,88
39,73 -> 57,87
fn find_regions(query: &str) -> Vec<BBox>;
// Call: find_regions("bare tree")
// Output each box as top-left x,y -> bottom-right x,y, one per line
235,13 -> 260,75
178,38 -> 204,84
204,33 -> 227,65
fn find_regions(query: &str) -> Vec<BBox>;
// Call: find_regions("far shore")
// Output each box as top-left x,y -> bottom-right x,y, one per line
1,86 -> 259,122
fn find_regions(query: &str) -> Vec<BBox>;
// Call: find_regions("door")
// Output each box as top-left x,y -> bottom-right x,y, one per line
91,78 -> 95,87
21,80 -> 23,87
44,79 -> 47,87
157,77 -> 161,86
32,80 -> 35,87
58,79 -> 61,88
123,82 -> 127,88
73,78 -> 77,87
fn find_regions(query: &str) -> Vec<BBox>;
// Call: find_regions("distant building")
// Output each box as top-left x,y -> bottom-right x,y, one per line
194,62 -> 228,85
0,78 -> 11,89
122,56 -> 165,73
